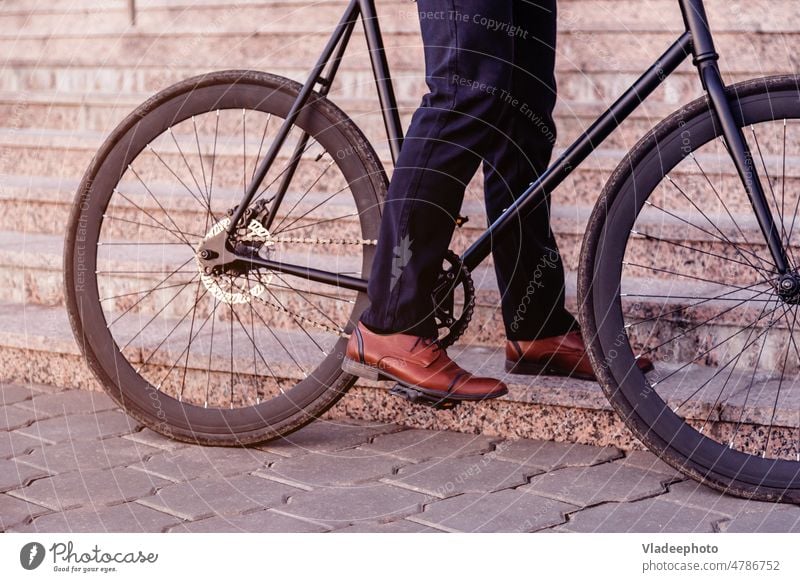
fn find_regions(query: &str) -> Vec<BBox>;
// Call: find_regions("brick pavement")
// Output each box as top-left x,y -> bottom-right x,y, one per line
2,384 -> 799,533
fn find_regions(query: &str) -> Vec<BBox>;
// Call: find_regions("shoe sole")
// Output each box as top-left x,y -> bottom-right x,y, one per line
341,357 -> 508,402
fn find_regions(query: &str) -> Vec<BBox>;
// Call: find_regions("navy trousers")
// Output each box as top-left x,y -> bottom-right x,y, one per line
359,0 -> 578,340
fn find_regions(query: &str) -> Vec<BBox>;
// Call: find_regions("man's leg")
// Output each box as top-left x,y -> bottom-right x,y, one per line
359,0 -> 516,338
483,1 -> 654,380
481,0 -> 578,341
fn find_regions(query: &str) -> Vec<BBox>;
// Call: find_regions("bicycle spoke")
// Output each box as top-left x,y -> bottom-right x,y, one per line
750,125 -> 792,261
690,152 -> 775,275
168,126 -> 208,209
763,304 -> 798,457
623,261 -> 771,293
146,143 -> 216,221
139,284 -> 211,372
205,296 -> 220,408
105,256 -> 196,327
728,306 -> 783,450
676,290 -> 777,414
102,213 -> 201,243
624,279 -> 774,328
632,228 -> 775,274
273,182 -> 351,235
638,285 -> 777,357
252,113 -> 272,182
271,157 -> 336,233
99,279 -> 197,303
119,273 -> 200,351
127,165 -> 196,248
192,115 -> 209,197
270,270 -> 345,332
108,189 -> 196,248
207,110 -> 220,210
664,174 -> 775,279
644,197 -> 774,274
272,210 -> 360,236
649,297 -> 781,387
179,277 -> 205,400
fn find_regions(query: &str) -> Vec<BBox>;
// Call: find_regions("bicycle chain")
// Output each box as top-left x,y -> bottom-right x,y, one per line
269,236 -> 377,245
240,219 -> 377,246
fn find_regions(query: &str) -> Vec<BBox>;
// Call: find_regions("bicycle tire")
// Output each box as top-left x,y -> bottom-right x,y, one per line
64,70 -> 387,446
580,74 -> 800,501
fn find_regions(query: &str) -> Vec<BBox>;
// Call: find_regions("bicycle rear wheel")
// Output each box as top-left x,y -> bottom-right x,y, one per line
580,75 -> 800,501
64,70 -> 387,445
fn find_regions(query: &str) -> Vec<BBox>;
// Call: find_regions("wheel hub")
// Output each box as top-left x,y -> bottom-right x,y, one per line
777,272 -> 800,305
195,202 -> 274,305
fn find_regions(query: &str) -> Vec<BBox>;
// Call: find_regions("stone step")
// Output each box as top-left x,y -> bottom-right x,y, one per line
1,300 -> 798,456
5,0 -> 799,36
1,27 -> 795,77
2,61 -> 720,107
1,228 -> 794,370
1,0 -> 796,36
0,91 -> 678,151
4,119 -> 800,244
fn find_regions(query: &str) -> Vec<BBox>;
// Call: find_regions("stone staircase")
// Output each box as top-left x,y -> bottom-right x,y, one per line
2,0 -> 800,449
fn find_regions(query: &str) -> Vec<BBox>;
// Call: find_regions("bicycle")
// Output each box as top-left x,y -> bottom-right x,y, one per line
64,0 -> 800,502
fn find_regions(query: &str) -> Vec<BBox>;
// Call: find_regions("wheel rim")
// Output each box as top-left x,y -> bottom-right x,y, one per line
69,74 -> 382,436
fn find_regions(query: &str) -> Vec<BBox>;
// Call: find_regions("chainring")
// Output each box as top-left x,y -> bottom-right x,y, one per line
431,250 -> 475,349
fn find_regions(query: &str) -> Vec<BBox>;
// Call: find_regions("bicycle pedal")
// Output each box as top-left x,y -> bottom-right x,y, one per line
389,384 -> 460,410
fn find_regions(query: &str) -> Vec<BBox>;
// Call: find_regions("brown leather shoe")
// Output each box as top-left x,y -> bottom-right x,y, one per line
505,330 -> 654,381
342,322 -> 508,402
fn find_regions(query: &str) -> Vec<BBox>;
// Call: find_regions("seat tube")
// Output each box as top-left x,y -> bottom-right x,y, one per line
680,0 -> 791,274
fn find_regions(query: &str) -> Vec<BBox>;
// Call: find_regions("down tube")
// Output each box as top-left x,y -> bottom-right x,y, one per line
460,31 -> 693,272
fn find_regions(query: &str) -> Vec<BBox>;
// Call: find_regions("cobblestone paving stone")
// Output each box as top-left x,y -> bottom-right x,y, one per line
10,502 -> 182,533
717,507 -> 800,532
2,385 -> 800,533
256,448 -> 406,488
0,385 -> 39,406
492,439 -> 622,471
0,431 -> 42,459
334,519 -> 442,533
14,390 -> 119,416
256,419 -> 404,457
1,405 -> 49,431
382,455 -> 534,498
168,509 -> 330,533
121,429 -> 191,452
521,461 -> 672,506
18,438 -> 162,474
275,483 -> 433,528
0,493 -> 51,530
0,458 -> 51,492
136,474 -> 302,521
8,467 -> 171,512
129,445 -> 280,483
554,497 -> 728,533
16,409 -> 140,443
409,490 -> 578,532
360,429 -> 498,462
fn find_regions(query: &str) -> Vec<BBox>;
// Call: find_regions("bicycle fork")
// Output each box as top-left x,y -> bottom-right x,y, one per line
682,0 -> 793,280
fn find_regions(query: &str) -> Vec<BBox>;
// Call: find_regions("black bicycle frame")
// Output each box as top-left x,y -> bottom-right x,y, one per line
230,0 -> 792,293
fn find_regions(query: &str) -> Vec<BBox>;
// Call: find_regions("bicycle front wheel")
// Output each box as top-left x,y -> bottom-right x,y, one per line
64,70 -> 387,445
580,75 -> 800,501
